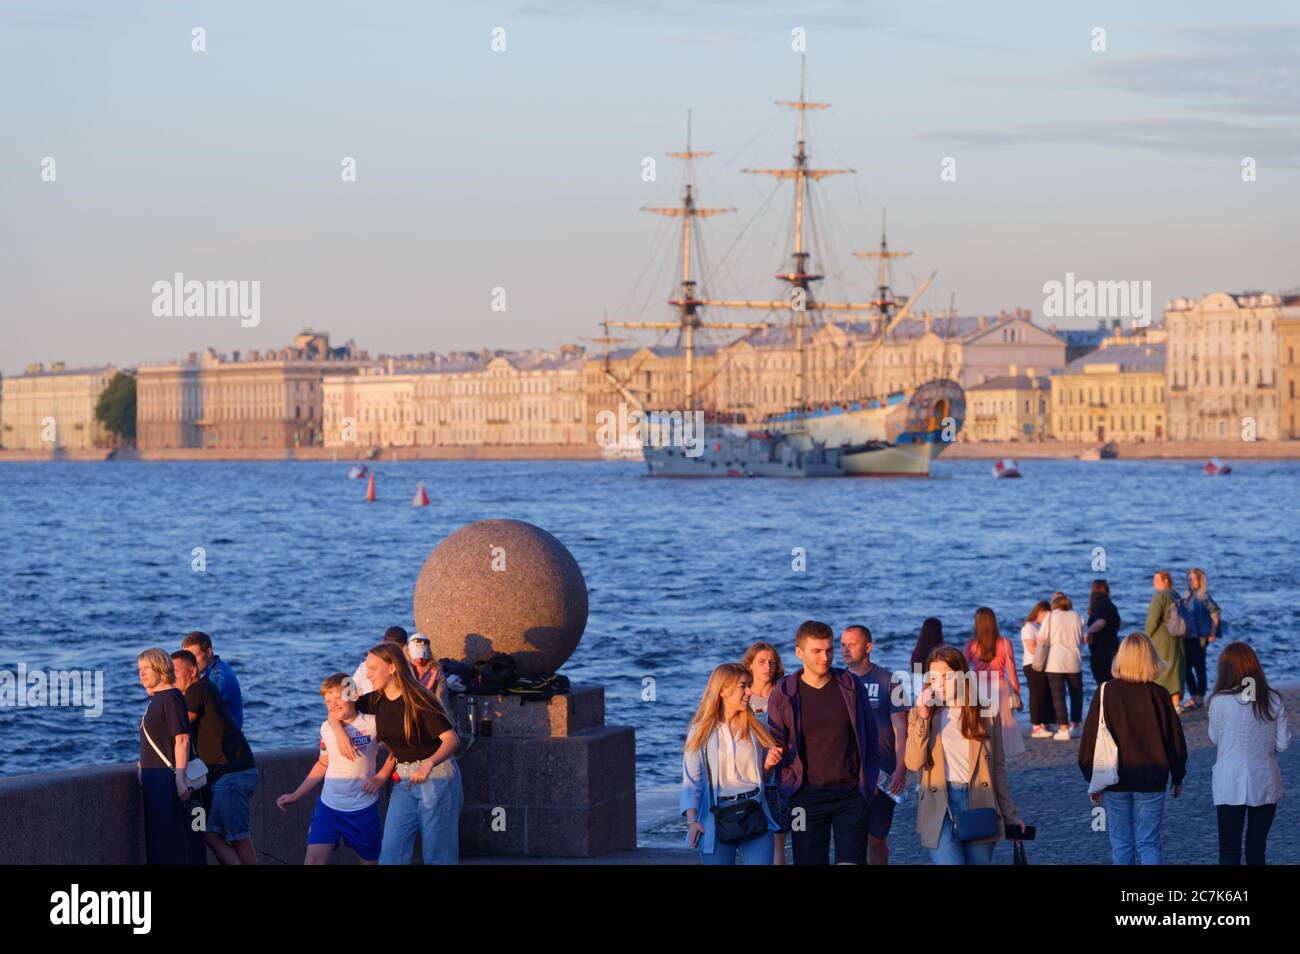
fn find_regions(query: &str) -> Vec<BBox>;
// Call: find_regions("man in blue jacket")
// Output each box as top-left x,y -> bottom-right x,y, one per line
182,631 -> 244,729
766,620 -> 879,865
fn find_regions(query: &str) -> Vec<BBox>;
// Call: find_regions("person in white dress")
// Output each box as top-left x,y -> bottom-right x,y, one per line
1208,642 -> 1291,865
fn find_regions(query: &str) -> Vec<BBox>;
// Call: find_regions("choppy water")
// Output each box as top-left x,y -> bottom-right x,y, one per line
1,458 -> 1297,786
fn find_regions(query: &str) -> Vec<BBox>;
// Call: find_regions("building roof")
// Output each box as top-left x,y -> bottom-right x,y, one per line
968,374 -> 1051,392
1060,343 -> 1165,374
9,365 -> 117,380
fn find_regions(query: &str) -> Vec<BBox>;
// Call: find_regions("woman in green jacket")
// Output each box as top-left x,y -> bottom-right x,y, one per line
1145,570 -> 1186,712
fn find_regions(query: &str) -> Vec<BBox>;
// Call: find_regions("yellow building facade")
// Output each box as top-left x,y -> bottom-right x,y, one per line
966,371 -> 1051,442
0,363 -> 120,450
1051,344 -> 1167,443
1278,313 -> 1300,439
323,349 -> 587,448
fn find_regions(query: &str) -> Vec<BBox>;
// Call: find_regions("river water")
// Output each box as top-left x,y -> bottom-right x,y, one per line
1,458 -> 1296,785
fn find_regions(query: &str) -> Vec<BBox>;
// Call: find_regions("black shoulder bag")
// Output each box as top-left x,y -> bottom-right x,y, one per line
704,734 -> 768,845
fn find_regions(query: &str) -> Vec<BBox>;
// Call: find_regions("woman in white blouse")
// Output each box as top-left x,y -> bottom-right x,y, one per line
680,663 -> 782,865
1208,642 -> 1291,865
1038,592 -> 1086,740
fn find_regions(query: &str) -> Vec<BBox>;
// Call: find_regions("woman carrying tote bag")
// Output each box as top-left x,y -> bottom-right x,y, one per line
905,646 -> 1025,865
1078,633 -> 1188,865
681,663 -> 782,865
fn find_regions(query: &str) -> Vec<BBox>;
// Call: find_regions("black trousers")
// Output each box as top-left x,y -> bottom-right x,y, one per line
1047,671 -> 1083,724
1023,665 -> 1056,725
788,786 -> 870,865
1217,803 -> 1277,865
1089,647 -> 1116,691
1184,638 -> 1208,697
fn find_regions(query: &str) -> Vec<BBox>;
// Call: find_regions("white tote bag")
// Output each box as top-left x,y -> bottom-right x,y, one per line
1088,682 -> 1119,794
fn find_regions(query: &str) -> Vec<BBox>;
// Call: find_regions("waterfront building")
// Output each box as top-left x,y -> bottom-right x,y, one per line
1165,292 -> 1299,442
136,332 -> 368,450
966,370 -> 1052,442
0,363 -> 120,450
1278,309 -> 1300,439
1050,343 -> 1167,443
323,347 -> 587,448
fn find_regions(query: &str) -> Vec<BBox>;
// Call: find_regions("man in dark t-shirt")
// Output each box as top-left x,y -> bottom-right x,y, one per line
766,620 -> 879,865
173,650 -> 258,865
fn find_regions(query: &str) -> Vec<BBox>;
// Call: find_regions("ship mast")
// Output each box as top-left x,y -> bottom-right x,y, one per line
607,111 -> 766,411
700,56 -> 876,415
854,208 -> 911,318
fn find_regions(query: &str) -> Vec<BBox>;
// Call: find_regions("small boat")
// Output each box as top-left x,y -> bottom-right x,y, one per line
992,458 -> 1021,479
1078,448 -> 1101,461
1205,457 -> 1232,476
347,465 -> 368,480
1100,442 -> 1119,459
411,482 -> 430,507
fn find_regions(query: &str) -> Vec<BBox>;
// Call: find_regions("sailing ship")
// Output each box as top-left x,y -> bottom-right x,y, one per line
598,60 -> 966,477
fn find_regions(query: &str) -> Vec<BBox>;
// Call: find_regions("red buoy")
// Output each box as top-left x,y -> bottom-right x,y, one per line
411,482 -> 430,508
365,472 -> 376,501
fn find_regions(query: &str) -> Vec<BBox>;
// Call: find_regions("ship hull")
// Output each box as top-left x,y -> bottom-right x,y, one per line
642,425 -> 843,477
841,437 -> 948,476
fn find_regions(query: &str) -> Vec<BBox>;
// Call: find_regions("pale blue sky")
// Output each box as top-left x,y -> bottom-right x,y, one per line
2,0 -> 1297,376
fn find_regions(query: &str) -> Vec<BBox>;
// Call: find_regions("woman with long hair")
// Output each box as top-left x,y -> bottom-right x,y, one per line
740,641 -> 788,864
341,642 -> 462,864
1039,592 -> 1086,740
1208,642 -> 1291,864
909,617 -> 946,706
1020,599 -> 1056,738
964,608 -> 1025,755
1078,633 -> 1187,865
1181,568 -> 1220,711
680,663 -> 782,865
905,646 -> 1024,865
1086,579 -> 1122,690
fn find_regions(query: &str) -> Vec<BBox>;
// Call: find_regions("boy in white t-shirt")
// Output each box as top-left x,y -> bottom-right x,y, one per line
276,673 -> 395,864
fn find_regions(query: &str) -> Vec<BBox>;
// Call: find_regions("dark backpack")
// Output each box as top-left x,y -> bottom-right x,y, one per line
506,673 -> 571,703
473,653 -> 519,693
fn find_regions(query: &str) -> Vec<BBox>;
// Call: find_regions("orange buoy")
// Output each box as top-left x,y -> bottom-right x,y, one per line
365,471 -> 376,501
411,482 -> 430,508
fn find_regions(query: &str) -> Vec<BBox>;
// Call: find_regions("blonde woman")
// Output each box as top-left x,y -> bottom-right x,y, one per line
680,663 -> 782,865
905,646 -> 1025,865
1078,633 -> 1187,865
1181,568 -> 1220,710
136,648 -> 205,865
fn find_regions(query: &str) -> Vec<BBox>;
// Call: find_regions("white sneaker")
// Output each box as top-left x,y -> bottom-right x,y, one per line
1053,728 -> 1071,741
1031,727 -> 1053,739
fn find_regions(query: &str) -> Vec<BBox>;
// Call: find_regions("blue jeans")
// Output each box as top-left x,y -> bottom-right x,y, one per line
1104,790 -> 1165,864
207,767 -> 259,843
928,783 -> 995,866
379,759 -> 463,865
699,831 -> 775,865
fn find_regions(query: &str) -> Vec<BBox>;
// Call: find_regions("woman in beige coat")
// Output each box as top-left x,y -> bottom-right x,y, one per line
906,646 -> 1026,864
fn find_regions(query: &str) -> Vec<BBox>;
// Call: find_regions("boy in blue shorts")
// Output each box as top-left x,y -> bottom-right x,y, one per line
277,673 -> 394,864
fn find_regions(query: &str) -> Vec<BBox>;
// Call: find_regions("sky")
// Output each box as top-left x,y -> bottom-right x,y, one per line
2,0 -> 1298,376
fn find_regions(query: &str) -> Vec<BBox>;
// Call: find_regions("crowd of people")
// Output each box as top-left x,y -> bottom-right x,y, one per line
680,569 -> 1292,865
135,626 -> 464,865
130,567 -> 1289,866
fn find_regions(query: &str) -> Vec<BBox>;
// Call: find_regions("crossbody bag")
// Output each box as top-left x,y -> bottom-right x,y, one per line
141,707 -> 208,791
703,732 -> 767,845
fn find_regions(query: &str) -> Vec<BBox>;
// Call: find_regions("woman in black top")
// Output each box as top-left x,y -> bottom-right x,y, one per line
136,648 -> 205,865
1078,633 -> 1188,865
333,642 -> 461,864
1086,579 -> 1122,688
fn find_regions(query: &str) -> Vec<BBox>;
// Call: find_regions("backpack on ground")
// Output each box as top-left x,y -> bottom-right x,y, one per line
506,673 -> 571,703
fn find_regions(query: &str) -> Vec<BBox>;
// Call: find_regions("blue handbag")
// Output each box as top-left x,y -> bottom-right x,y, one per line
953,806 -> 1000,842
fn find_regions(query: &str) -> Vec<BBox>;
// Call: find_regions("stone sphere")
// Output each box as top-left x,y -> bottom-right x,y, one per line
413,519 -> 589,678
